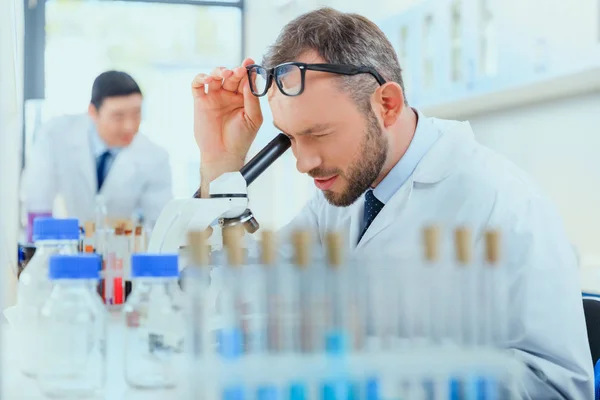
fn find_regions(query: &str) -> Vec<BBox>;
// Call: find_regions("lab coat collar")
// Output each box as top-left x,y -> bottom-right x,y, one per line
412,116 -> 476,184
354,114 -> 476,250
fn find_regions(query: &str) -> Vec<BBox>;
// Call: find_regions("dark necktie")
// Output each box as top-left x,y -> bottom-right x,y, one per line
358,190 -> 384,243
96,150 -> 112,192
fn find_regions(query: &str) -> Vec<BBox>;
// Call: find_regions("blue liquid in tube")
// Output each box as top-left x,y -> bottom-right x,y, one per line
257,385 -> 279,400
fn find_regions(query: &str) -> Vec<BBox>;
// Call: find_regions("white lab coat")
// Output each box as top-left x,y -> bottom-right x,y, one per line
21,113 -> 173,226
267,115 -> 593,398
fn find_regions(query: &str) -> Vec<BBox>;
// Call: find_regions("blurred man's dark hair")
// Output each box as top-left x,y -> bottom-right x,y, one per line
90,70 -> 142,109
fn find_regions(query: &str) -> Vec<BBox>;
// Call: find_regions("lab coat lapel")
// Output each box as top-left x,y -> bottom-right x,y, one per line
66,116 -> 96,195
99,147 -> 137,198
356,179 -> 413,250
347,197 -> 365,252
353,116 -> 474,250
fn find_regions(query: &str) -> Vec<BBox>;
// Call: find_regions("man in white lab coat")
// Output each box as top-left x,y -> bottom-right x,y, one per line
21,70 -> 173,230
191,8 -> 593,399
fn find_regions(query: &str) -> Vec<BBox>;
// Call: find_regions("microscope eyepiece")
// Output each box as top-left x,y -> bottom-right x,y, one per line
240,133 -> 291,186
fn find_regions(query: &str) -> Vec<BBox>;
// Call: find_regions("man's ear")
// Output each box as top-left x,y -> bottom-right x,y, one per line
373,82 -> 405,128
88,103 -> 99,121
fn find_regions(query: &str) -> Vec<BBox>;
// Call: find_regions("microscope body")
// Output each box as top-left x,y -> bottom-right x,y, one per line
147,132 -> 292,255
146,172 -> 250,254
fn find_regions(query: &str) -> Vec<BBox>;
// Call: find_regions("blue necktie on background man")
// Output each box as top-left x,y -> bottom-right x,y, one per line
96,150 -> 112,192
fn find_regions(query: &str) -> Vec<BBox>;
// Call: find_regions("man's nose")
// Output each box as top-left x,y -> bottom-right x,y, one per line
294,145 -> 321,174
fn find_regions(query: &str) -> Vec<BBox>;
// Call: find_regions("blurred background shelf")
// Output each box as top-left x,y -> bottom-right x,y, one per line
421,55 -> 600,119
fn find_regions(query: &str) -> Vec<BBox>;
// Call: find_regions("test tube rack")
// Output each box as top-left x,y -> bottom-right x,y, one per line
182,225 -> 523,400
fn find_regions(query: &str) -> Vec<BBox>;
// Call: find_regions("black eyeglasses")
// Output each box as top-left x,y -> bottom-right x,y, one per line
246,62 -> 387,97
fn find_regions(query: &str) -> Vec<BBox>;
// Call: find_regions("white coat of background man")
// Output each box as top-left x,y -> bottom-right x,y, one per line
21,70 -> 173,233
190,7 -> 593,399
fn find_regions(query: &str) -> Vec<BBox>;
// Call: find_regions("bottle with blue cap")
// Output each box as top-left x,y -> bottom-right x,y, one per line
36,253 -> 106,398
123,253 -> 184,389
15,217 -> 81,377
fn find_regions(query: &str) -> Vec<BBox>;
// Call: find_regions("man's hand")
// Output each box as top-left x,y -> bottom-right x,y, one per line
192,58 -> 263,197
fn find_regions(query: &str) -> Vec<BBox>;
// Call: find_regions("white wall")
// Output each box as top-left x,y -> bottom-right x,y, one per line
467,93 -> 600,264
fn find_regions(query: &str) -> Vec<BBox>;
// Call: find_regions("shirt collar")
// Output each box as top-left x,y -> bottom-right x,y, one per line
372,108 -> 440,204
88,121 -> 122,158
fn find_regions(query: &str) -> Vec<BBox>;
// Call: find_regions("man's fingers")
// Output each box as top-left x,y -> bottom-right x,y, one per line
243,83 -> 263,130
242,58 -> 256,68
191,73 -> 209,96
222,66 -> 247,92
206,77 -> 222,93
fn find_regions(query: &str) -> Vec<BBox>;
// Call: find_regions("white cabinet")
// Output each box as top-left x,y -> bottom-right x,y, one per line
378,0 -> 600,118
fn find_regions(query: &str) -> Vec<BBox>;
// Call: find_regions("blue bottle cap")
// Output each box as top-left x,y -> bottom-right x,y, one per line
131,254 -> 179,278
33,217 -> 80,242
257,385 -> 278,400
49,254 -> 101,280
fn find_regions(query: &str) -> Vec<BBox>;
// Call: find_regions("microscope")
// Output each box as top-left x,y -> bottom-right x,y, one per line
147,133 -> 292,254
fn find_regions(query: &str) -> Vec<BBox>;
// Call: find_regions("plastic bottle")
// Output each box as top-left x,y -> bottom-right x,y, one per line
16,217 -> 80,377
36,254 -> 106,398
124,253 -> 184,389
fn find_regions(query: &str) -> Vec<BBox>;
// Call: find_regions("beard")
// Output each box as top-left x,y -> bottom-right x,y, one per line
310,109 -> 388,207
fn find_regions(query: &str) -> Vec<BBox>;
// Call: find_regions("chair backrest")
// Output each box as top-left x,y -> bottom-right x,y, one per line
583,296 -> 600,365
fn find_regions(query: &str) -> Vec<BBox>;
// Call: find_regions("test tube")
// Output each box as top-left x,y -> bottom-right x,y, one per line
124,223 -> 133,300
113,226 -> 126,306
322,231 -> 358,400
454,227 -> 478,346
253,230 -> 281,400
265,231 -> 298,354
219,225 -> 246,400
185,230 -> 212,400
83,221 -> 96,253
479,230 -> 504,400
278,229 -> 314,400
422,225 -> 440,344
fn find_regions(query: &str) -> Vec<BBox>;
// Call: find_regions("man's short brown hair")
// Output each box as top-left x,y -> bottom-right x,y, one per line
262,7 -> 407,112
